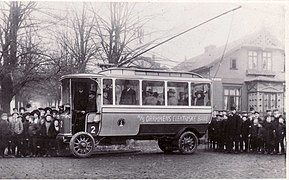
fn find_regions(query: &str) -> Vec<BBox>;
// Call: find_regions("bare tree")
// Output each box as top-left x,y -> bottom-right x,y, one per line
0,2 -> 61,112
55,3 -> 100,74
93,2 -> 160,68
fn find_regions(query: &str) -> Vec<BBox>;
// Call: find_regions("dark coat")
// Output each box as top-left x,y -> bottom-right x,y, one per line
225,113 -> 241,136
86,97 -> 97,112
241,119 -> 252,137
120,88 -> 136,105
208,117 -> 217,140
275,122 -> 285,140
250,124 -> 259,139
74,92 -> 88,111
0,120 -> 11,138
215,119 -> 225,141
22,120 -> 30,138
28,122 -> 41,137
262,121 -> 275,143
48,124 -> 59,139
39,121 -> 55,138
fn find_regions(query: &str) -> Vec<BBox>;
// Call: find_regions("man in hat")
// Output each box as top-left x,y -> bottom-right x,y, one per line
10,114 -> 24,157
195,91 -> 205,106
224,107 -> 241,153
73,85 -> 88,132
272,109 -> 282,154
86,90 -> 97,113
178,92 -> 188,106
254,111 -> 263,125
143,89 -> 158,105
44,107 -> 52,116
39,114 -> 54,157
19,107 -> 26,115
120,80 -> 136,105
38,108 -> 46,118
240,112 -> 251,152
168,88 -> 178,105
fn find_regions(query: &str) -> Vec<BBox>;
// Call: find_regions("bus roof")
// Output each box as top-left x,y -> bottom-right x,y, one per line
98,68 -> 203,78
60,68 -> 209,82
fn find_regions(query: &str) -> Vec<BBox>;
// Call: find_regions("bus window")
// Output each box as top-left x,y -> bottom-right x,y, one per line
61,79 -> 70,107
191,83 -> 211,106
142,81 -> 164,106
115,79 -> 139,105
167,82 -> 188,106
103,79 -> 113,105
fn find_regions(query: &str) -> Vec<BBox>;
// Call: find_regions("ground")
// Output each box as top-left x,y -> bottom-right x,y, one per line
0,141 -> 286,179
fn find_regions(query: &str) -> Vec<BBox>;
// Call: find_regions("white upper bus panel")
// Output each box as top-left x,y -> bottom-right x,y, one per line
98,68 -> 202,78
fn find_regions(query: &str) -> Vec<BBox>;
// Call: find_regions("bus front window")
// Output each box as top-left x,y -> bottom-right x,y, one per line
61,79 -> 70,112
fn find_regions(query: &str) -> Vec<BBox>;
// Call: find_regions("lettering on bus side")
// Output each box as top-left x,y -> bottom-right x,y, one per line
137,114 -> 210,124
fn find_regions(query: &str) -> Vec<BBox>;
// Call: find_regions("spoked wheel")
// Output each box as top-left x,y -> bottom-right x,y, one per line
178,131 -> 198,154
70,132 -> 95,158
158,139 -> 174,153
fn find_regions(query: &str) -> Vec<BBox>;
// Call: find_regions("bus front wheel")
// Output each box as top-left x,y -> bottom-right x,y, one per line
158,139 -> 174,153
177,131 -> 198,154
70,132 -> 95,158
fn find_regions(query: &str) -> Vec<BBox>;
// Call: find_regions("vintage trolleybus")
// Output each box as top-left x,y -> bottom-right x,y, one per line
57,68 -> 212,157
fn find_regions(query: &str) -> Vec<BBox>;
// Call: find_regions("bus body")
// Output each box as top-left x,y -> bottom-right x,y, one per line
57,68 -> 212,157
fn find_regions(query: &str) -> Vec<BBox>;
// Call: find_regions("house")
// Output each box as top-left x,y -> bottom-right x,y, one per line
174,29 -> 285,114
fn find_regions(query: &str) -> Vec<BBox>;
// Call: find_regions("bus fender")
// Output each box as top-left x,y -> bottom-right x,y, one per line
174,127 -> 201,139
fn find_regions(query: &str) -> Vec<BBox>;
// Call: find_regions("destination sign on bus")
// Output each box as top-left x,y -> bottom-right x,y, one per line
137,114 -> 210,124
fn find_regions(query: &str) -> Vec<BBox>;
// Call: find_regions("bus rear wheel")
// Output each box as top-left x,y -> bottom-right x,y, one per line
158,139 -> 174,153
178,131 -> 198,154
70,132 -> 95,158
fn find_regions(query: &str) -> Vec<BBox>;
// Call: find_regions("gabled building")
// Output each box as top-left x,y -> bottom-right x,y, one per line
174,29 -> 285,114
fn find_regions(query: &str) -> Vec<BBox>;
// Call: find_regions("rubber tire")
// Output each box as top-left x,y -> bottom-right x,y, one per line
178,131 -> 198,154
158,139 -> 174,153
69,132 -> 95,158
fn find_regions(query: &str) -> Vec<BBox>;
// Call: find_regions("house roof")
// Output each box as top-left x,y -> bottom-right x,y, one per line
244,76 -> 285,83
174,29 -> 284,72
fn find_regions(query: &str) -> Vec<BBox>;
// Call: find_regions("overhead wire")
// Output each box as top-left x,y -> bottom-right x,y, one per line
117,6 -> 242,67
212,11 -> 235,79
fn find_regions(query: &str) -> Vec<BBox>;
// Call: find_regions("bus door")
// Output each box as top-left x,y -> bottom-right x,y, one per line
72,78 -> 100,134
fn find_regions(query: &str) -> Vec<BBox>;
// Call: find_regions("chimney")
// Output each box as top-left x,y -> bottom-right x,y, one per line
204,45 -> 216,53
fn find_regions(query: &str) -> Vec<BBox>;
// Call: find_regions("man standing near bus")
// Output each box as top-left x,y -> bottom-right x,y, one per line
225,107 -> 241,153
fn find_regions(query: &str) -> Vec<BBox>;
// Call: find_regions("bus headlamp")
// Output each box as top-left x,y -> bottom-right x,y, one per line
93,115 -> 100,123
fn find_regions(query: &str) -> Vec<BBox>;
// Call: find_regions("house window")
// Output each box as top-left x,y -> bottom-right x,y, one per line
248,51 -> 258,70
224,87 -> 241,110
230,59 -> 237,69
262,52 -> 272,71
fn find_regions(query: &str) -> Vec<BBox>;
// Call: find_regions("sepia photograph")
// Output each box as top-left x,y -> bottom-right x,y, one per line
0,0 -> 286,179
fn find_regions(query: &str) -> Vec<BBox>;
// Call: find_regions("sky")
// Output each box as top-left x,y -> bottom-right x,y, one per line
38,1 -> 285,68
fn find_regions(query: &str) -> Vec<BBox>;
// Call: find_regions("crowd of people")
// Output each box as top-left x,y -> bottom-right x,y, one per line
208,107 -> 286,155
0,107 -> 63,158
0,104 -> 286,158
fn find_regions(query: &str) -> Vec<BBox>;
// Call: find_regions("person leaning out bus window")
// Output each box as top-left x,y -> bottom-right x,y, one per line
120,80 -> 136,105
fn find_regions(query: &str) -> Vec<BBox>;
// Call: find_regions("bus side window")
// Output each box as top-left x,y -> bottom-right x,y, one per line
167,82 -> 188,106
103,79 -> 113,105
116,79 -> 139,105
142,81 -> 164,106
191,83 -> 211,106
